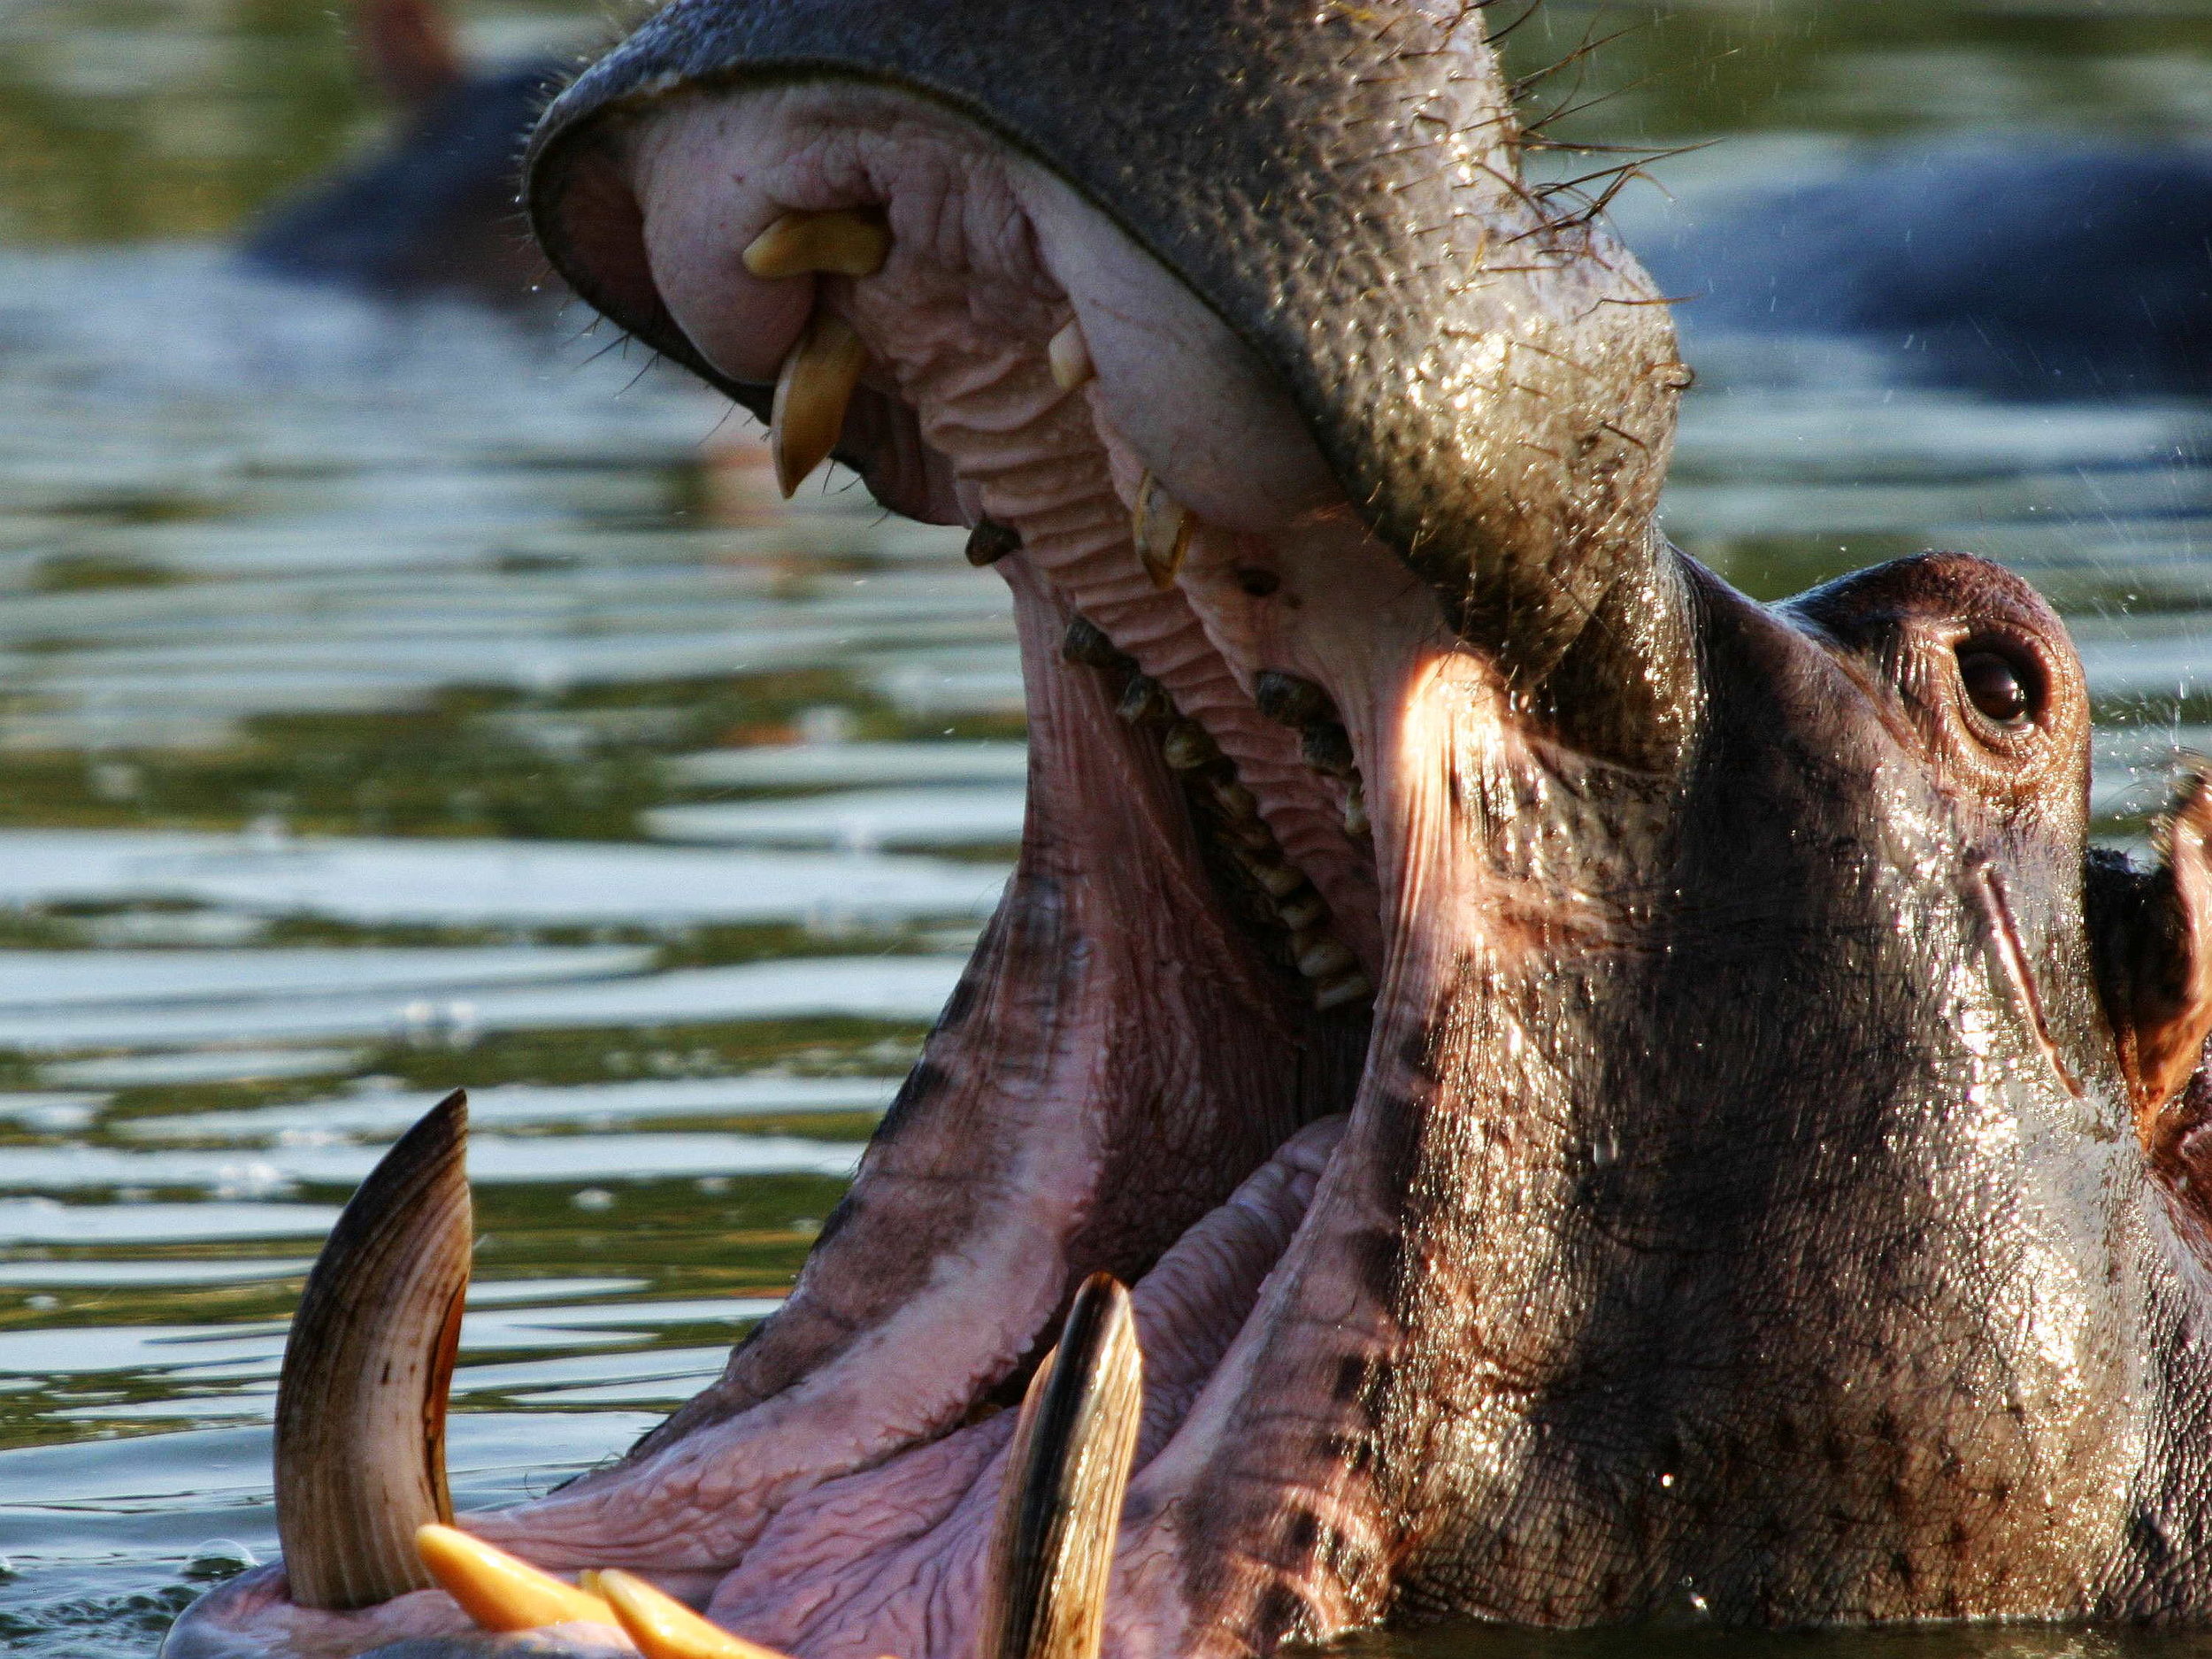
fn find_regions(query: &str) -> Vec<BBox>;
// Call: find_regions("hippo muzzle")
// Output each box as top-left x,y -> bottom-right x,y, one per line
164,4 -> 2212,1657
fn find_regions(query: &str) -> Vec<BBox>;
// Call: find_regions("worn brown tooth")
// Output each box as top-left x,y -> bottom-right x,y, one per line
1161,720 -> 1220,772
770,312 -> 870,498
1277,889 -> 1327,933
276,1090 -> 470,1610
968,518 -> 1023,567
1243,856 -> 1308,900
1297,937 -> 1358,982
741,209 -> 890,280
1209,776 -> 1257,818
1313,970 -> 1375,1012
1343,778 -> 1371,839
1131,472 -> 1193,590
1117,674 -> 1174,726
980,1274 -> 1143,1659
1302,722 -> 1357,779
1062,615 -> 1128,671
1048,320 -> 1095,391
1254,671 -> 1335,729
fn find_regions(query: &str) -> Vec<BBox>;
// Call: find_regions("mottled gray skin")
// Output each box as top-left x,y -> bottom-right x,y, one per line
163,4 -> 2212,1655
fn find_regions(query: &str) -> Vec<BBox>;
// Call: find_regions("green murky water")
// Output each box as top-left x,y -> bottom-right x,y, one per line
1,0 -> 2211,1654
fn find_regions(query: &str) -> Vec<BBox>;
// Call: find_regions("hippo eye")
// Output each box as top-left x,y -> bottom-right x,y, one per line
1956,643 -> 2037,729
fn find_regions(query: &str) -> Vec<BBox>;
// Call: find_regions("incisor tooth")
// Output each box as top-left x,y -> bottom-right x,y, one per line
597,1568 -> 797,1659
1344,779 -> 1371,839
1048,320 -> 1094,391
1132,472 -> 1193,590
742,210 -> 890,280
1278,891 -> 1326,933
416,1524 -> 614,1632
771,313 -> 870,497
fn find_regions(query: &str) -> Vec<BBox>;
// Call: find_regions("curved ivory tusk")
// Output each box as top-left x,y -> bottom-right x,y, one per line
598,1569 -> 798,1659
742,210 -> 891,280
979,1273 -> 1143,1659
417,1524 -> 616,1632
274,1089 -> 472,1609
770,312 -> 871,498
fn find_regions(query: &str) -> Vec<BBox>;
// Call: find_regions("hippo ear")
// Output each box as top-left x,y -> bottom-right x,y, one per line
2086,765 -> 2212,1136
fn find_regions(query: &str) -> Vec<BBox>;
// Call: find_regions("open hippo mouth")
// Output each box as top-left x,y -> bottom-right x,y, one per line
162,3 -> 2212,1657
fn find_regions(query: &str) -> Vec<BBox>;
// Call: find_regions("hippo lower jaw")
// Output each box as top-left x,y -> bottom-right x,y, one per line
166,78 -> 1561,1659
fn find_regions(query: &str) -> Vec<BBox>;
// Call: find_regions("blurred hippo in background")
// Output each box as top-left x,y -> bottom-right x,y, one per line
239,0 -> 565,308
1637,141 -> 2212,400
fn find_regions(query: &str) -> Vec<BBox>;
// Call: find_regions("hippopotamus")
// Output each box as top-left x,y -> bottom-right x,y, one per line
163,2 -> 2212,1656
1637,142 -> 2212,400
241,0 -> 563,306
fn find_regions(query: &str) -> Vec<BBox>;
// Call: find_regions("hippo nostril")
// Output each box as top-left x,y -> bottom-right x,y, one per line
1957,643 -> 2038,728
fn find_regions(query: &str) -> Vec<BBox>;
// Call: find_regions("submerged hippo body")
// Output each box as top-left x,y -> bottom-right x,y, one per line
1638,142 -> 2212,399
165,4 -> 2212,1656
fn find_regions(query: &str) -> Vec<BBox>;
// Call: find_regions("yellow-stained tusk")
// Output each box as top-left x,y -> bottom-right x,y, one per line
597,1568 -> 802,1659
771,312 -> 872,498
1047,320 -> 1094,392
743,211 -> 891,280
416,1524 -> 615,1632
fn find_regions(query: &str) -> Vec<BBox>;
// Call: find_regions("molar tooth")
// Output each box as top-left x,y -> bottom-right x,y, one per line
1302,721 -> 1357,779
1208,777 -> 1257,818
1062,615 -> 1128,671
968,518 -> 1022,567
1242,856 -> 1307,900
980,1274 -> 1143,1659
1297,937 -> 1358,982
1313,970 -> 1375,1012
1118,674 -> 1174,726
597,1568 -> 795,1659
1132,472 -> 1193,590
1048,320 -> 1095,391
770,312 -> 870,498
1162,720 -> 1219,772
741,209 -> 890,280
1277,890 -> 1327,933
1343,778 -> 1370,838
273,1090 -> 469,1609
1254,670 -> 1335,729
415,1524 -> 614,1632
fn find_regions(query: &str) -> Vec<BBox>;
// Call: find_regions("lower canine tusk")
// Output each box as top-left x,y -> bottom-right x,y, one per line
742,210 -> 891,280
1132,473 -> 1193,590
979,1273 -> 1144,1659
598,1568 -> 800,1659
771,312 -> 870,498
417,1524 -> 616,1632
273,1089 -> 471,1610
